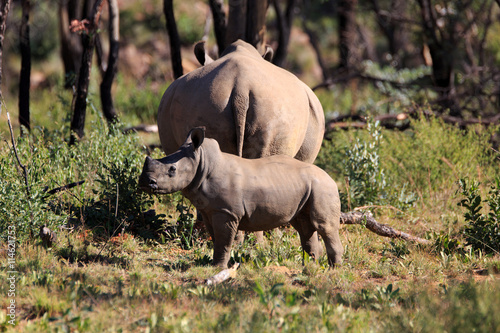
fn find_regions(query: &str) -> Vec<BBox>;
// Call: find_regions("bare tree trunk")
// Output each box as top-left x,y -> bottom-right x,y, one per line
208,0 -> 226,56
417,0 -> 458,116
70,0 -> 106,143
272,0 -> 296,67
246,0 -> 268,53
226,0 -> 247,46
369,0 -> 408,66
0,0 -> 11,102
19,0 -> 31,131
59,0 -> 84,88
338,0 -> 358,71
164,0 -> 183,79
226,0 -> 268,53
100,0 -> 119,123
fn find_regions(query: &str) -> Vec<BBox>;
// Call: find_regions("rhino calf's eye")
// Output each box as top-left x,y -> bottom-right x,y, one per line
168,165 -> 177,176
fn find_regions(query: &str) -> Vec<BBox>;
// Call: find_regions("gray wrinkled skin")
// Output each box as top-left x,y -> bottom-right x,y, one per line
157,40 -> 325,163
139,128 -> 343,269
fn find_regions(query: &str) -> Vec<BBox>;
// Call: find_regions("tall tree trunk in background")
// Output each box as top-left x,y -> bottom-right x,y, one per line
19,0 -> 31,131
0,0 -> 11,103
70,0 -> 105,143
100,0 -> 119,123
246,0 -> 267,53
226,0 -> 268,54
226,0 -> 247,46
417,0 -> 458,116
338,0 -> 358,72
59,0 -> 84,88
370,0 -> 409,67
208,0 -> 226,56
272,0 -> 296,67
164,0 -> 183,79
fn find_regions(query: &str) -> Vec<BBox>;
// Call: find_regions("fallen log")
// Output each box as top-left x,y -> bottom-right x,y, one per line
340,211 -> 431,245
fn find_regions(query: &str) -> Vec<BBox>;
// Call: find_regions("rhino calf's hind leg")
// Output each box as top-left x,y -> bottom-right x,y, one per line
291,217 -> 324,261
316,228 -> 343,267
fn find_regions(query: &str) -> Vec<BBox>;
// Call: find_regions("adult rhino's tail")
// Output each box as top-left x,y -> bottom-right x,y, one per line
230,88 -> 250,157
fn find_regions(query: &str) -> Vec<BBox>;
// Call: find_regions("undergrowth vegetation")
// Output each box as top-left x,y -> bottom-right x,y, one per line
1,104 -> 499,331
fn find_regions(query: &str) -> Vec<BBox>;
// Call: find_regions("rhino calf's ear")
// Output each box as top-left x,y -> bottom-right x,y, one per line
190,127 -> 205,150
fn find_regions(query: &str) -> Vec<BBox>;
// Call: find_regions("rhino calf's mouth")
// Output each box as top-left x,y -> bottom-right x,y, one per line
138,175 -> 158,193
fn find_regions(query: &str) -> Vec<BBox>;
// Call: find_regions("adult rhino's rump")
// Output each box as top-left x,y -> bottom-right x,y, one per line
157,40 -> 325,163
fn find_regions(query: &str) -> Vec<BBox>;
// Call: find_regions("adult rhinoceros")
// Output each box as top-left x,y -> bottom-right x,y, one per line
157,39 -> 325,163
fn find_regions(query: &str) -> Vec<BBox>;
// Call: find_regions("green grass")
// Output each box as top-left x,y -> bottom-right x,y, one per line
1,227 -> 499,332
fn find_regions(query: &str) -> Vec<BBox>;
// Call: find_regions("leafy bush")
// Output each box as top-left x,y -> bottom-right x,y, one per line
0,120 -> 163,242
382,114 -> 498,200
344,120 -> 387,208
457,177 -> 500,254
0,129 -> 70,242
342,120 -> 416,210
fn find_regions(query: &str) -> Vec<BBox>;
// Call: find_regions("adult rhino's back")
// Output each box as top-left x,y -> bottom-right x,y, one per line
157,40 -> 324,162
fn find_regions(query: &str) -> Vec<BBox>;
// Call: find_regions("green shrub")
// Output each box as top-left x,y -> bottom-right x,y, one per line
0,119 -> 164,242
457,177 -> 500,254
0,129 -> 71,242
340,120 -> 416,210
318,110 -> 500,215
70,125 -> 165,238
344,120 -> 387,208
382,115 -> 498,200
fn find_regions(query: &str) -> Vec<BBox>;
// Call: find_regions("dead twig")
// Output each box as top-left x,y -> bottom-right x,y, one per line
44,180 -> 85,196
6,111 -> 30,196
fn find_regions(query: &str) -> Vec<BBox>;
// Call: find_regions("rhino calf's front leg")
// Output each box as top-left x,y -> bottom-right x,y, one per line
210,213 -> 239,268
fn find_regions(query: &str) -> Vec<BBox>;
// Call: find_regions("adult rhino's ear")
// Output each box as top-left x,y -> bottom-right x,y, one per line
262,45 -> 273,62
194,41 -> 214,66
189,127 -> 205,150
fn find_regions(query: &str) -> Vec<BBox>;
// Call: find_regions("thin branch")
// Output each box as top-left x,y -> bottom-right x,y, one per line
6,111 -> 29,196
44,180 -> 85,196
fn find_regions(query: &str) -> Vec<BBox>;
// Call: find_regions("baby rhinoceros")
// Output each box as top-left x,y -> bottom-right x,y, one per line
139,128 -> 343,268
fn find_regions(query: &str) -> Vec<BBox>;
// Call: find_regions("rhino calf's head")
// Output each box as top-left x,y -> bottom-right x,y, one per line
139,128 -> 205,194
